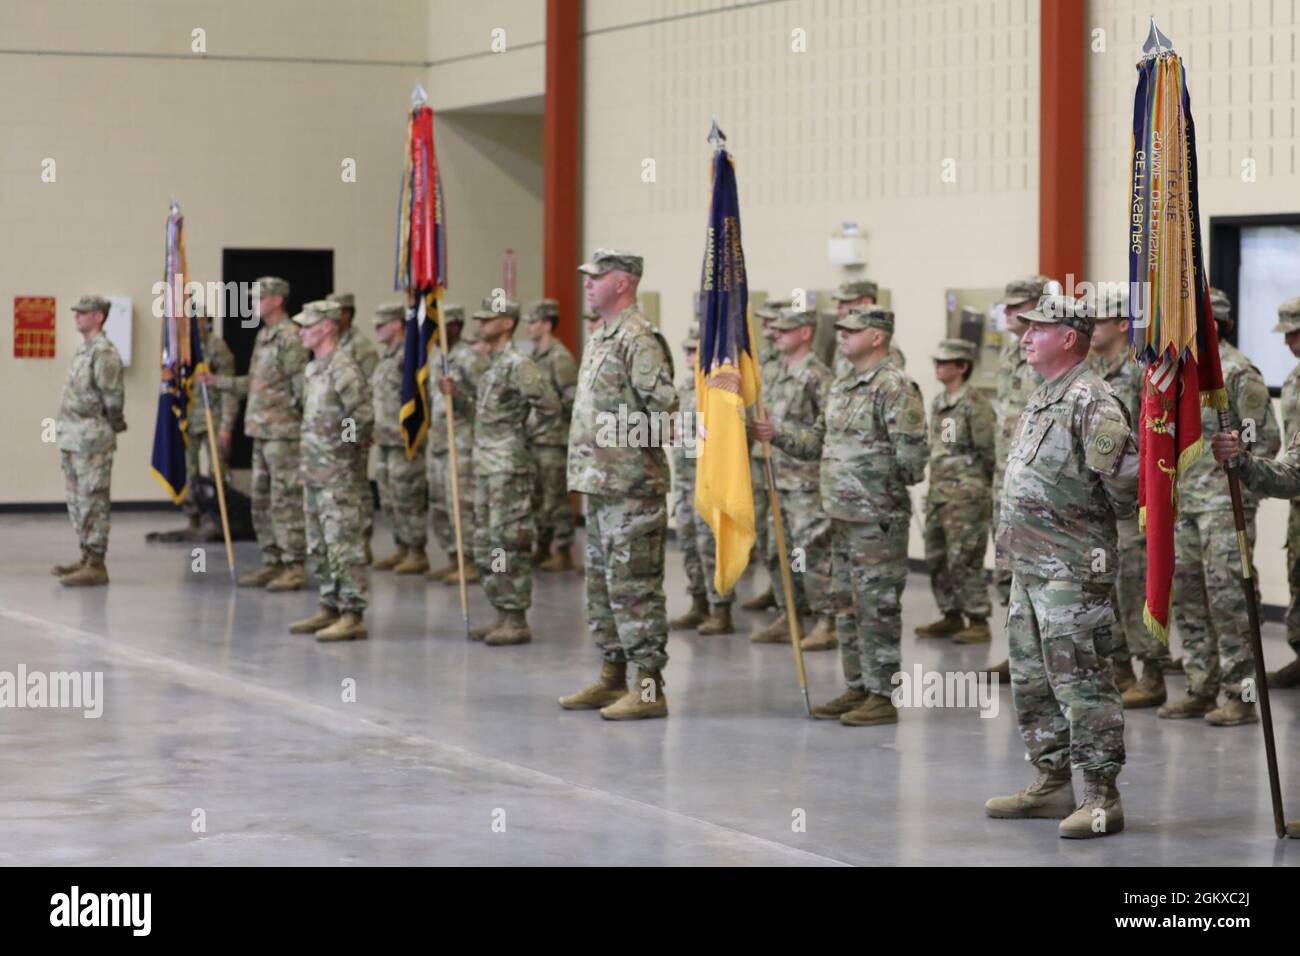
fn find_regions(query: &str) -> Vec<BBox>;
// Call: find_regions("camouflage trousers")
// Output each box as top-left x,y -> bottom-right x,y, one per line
750,455 -> 770,573
1008,572 -> 1125,778
992,471 -> 1011,606
671,466 -> 728,607
831,518 -> 908,695
585,494 -> 669,672
923,496 -> 991,618
426,443 -> 476,562
353,454 -> 373,550
375,444 -> 428,551
473,470 -> 534,613
304,480 -> 368,613
1173,509 -> 1258,699
61,449 -> 113,557
250,438 -> 305,567
768,488 -> 832,617
182,426 -> 229,517
1287,502 -> 1300,654
532,444 -> 574,551
1112,516 -> 1170,666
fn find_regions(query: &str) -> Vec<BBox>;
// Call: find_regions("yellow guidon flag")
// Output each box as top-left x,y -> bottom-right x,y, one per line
694,136 -> 761,597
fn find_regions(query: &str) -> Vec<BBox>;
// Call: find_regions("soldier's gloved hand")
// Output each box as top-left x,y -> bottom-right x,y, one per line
752,419 -> 776,443
1211,431 -> 1243,467
219,431 -> 232,455
437,376 -> 455,397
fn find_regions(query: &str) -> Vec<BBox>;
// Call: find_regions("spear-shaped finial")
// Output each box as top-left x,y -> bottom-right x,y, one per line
1142,16 -> 1173,55
411,82 -> 429,109
707,114 -> 726,148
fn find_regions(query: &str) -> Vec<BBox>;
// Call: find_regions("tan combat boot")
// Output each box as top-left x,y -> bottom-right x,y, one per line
741,586 -> 776,611
1205,696 -> 1258,726
443,563 -> 480,586
469,612 -> 506,642
558,661 -> 627,710
425,557 -> 458,581
51,549 -> 88,577
539,546 -> 576,572
265,564 -> 307,591
1059,773 -> 1124,838
238,565 -> 281,588
839,693 -> 898,726
669,593 -> 709,631
289,607 -> 340,634
372,547 -> 407,571
1268,656 -> 1300,689
985,768 -> 1075,819
600,667 -> 668,720
485,611 -> 532,646
315,611 -> 367,642
1157,693 -> 1216,720
915,613 -> 964,638
1111,658 -> 1137,695
1122,663 -> 1166,709
697,604 -> 734,636
1287,820 -> 1300,839
801,615 -> 838,651
750,612 -> 791,644
811,686 -> 868,720
953,616 -> 991,644
59,554 -> 108,587
393,549 -> 430,575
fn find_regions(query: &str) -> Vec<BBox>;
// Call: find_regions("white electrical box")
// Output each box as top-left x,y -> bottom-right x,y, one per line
827,237 -> 867,266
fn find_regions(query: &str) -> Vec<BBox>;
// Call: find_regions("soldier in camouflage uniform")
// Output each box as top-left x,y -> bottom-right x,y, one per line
524,299 -> 580,572
1085,290 -> 1168,705
1159,289 -> 1281,726
756,307 -> 928,726
984,293 -> 1137,839
914,339 -> 995,643
328,293 -> 380,565
750,308 -> 837,651
1270,295 -> 1300,689
369,302 -> 430,574
443,300 -> 560,646
183,304 -> 238,538
829,279 -> 906,378
740,299 -> 784,613
668,323 -> 733,636
559,249 -> 678,720
206,277 -> 311,591
285,301 -> 374,641
53,296 -> 127,587
425,305 -> 488,586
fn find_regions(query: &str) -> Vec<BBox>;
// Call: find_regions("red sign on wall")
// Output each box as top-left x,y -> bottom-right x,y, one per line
14,296 -> 56,358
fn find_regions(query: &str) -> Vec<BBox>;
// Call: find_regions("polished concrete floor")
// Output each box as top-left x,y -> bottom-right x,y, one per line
1,511 -> 1298,866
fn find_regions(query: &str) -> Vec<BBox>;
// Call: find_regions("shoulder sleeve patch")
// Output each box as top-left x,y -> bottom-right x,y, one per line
1085,413 -> 1129,473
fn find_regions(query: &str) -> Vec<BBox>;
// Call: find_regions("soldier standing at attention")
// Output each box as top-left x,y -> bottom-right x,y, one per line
53,295 -> 127,587
559,249 -> 678,720
286,300 -> 374,642
829,279 -> 905,378
523,298 -> 580,572
749,308 -> 837,651
182,303 -> 238,539
739,298 -> 786,613
1159,288 -> 1280,726
328,293 -> 379,564
914,338 -> 995,644
984,293 -> 1136,839
369,303 -> 430,574
1268,296 -> 1300,690
424,305 -> 487,586
754,307 -> 928,726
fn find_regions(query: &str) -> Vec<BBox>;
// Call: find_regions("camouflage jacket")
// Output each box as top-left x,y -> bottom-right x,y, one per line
474,343 -> 560,476
672,371 -> 698,482
750,344 -> 783,459
428,340 -> 488,455
241,317 -> 309,440
996,360 -> 1137,583
774,355 -> 928,523
189,329 -> 238,436
765,350 -> 833,492
1087,349 -> 1142,428
1178,342 -> 1280,514
994,335 -> 1043,475
1241,428 -> 1300,500
370,340 -> 405,449
299,347 -> 373,484
528,337 -> 579,447
927,383 -> 995,504
339,327 -> 380,383
57,333 -> 126,454
568,305 -> 678,497
1282,363 -> 1300,450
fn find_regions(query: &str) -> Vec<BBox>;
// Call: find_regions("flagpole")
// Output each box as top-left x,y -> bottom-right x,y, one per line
430,291 -> 471,639
198,381 -> 237,584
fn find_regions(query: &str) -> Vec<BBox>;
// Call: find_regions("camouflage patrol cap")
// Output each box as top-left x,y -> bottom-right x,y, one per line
479,295 -> 521,320
291,299 -> 341,327
255,276 -> 289,299
754,298 -> 792,321
831,279 -> 879,302
837,306 -> 894,333
1272,296 -> 1300,333
1000,275 -> 1052,308
1090,286 -> 1130,320
373,302 -> 405,326
1208,287 -> 1232,325
526,298 -> 560,322
443,303 -> 466,323
70,295 -> 110,314
770,308 -> 818,331
327,292 -> 355,311
932,338 -> 977,363
684,322 -> 700,349
578,248 -> 643,278
1022,293 -> 1094,337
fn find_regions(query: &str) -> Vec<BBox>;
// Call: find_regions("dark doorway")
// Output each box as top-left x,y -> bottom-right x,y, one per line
221,249 -> 334,468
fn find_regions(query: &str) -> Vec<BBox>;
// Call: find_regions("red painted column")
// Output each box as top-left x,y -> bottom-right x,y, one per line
545,0 -> 581,354
1039,0 -> 1085,285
